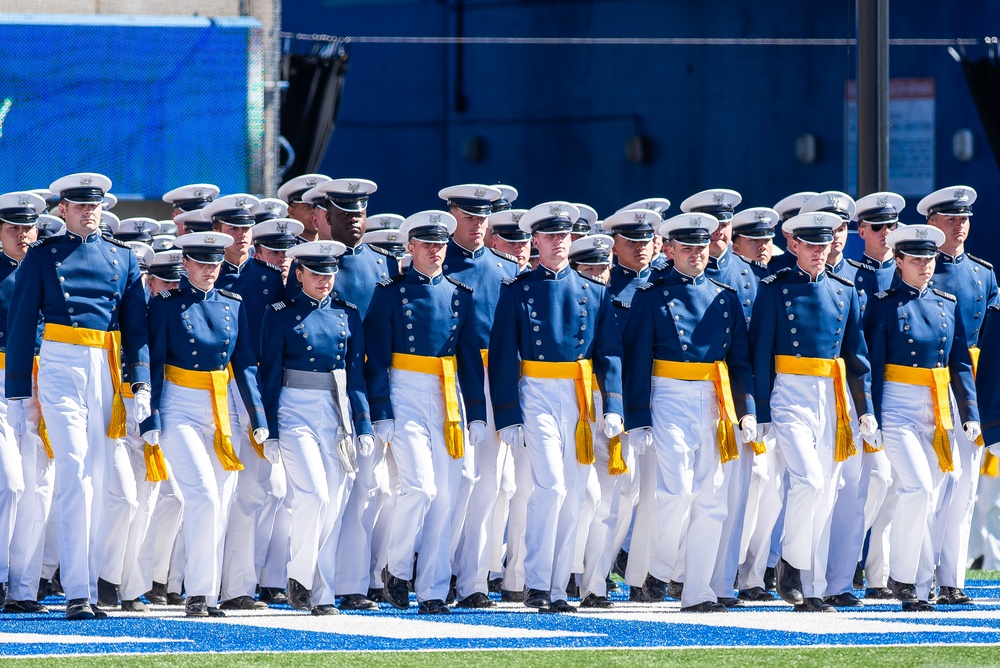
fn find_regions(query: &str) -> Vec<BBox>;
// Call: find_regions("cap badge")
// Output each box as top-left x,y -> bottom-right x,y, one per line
388,232 -> 399,242
17,195 -> 29,207
754,210 -> 768,221
511,212 -> 524,223
828,195 -> 842,209
169,252 -> 182,262
633,212 -> 648,223
235,197 -> 247,209
204,235 -> 217,244
474,188 -> 487,199
347,182 -> 361,193
548,205 -> 564,216
953,187 -> 967,200
80,176 -> 93,186
876,195 -> 889,207
644,203 -> 657,210
916,227 -> 929,239
429,214 -> 442,224
38,220 -> 50,229
276,222 -> 289,233
712,192 -> 725,204
688,216 -> 701,227
320,244 -> 333,253
813,215 -> 826,225
135,221 -> 146,232
193,189 -> 204,198
305,178 -> 318,187
594,238 -> 608,250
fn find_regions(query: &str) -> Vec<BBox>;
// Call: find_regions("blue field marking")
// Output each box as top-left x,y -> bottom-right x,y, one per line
1,581 -> 999,657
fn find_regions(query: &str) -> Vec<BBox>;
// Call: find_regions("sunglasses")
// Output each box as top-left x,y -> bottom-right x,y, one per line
866,221 -> 898,232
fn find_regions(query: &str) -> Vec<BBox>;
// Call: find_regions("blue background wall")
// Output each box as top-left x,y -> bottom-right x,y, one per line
282,0 -> 1000,259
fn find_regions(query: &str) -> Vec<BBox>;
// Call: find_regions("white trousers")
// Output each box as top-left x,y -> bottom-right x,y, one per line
117,436 -> 161,601
971,473 -> 1000,569
159,381 -> 241,601
521,377 -> 592,601
386,368 -> 462,602
278,386 -> 354,605
937,413 -> 983,589
624,447 -> 660,588
367,444 -> 396,590
825,413 -> 868,597
501,436 -> 532,593
146,473 -> 184,589
737,438 -> 783,590
37,340 -> 116,602
0,382 -> 25,585
710,430 -> 752,601
770,373 -> 844,599
257,469 -> 291,589
880,381 -> 953,599
100,438 -> 138,586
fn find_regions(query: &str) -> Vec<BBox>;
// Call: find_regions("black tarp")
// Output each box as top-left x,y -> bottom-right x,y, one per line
961,46 -> 1000,174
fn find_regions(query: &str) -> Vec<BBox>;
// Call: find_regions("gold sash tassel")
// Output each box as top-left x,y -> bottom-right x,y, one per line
884,364 -> 954,473
966,347 -> 996,476
608,435 -> 629,475
521,359 -> 596,465
249,426 -> 265,459
164,364 -> 243,471
144,443 -> 169,482
26,356 -> 54,459
392,353 -> 464,459
775,355 -> 857,462
652,359 -> 740,463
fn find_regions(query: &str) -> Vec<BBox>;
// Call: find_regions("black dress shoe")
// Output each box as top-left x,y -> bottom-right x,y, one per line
338,593 -> 378,611
145,582 -> 168,605
286,579 -> 313,611
606,575 -> 618,592
97,578 -> 119,607
612,549 -> 629,579
311,604 -> 339,616
865,586 -> 894,599
523,588 -> 551,609
775,558 -> 804,606
382,567 -> 410,610
902,599 -> 935,612
4,599 -> 49,614
566,575 -> 580,599
455,592 -> 495,608
580,594 -> 614,609
90,604 -> 109,619
641,575 -> 667,602
166,592 -> 185,606
543,599 -> 576,613
445,575 -> 458,605
824,592 -> 864,607
738,587 -> 775,602
121,599 -> 148,612
763,566 -> 777,591
629,586 -> 658,602
853,563 -> 866,590
889,579 -> 918,603
794,597 -> 835,612
221,595 -> 268,610
417,599 -> 451,614
366,587 -> 386,604
207,606 -> 226,617
937,586 -> 973,605
65,598 -> 95,620
185,596 -> 209,617
680,601 -> 727,612
488,578 -> 503,594
500,589 -> 523,603
258,587 -> 288,605
666,580 -> 684,600
37,578 -> 52,602
717,597 -> 744,608
50,569 -> 63,595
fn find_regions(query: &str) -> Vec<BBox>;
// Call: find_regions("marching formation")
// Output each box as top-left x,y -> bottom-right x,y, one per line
1,173 -> 999,620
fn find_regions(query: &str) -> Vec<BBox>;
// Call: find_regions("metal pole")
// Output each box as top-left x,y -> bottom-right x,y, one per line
857,0 -> 890,195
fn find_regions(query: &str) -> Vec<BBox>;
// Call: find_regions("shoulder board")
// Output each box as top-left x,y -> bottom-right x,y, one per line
28,236 -> 59,249
101,235 -> 132,249
637,277 -> 665,291
488,248 -> 519,264
217,289 -> 243,301
268,300 -> 291,311
502,271 -> 532,286
331,297 -> 359,311
612,299 -> 630,309
749,259 -> 767,271
873,288 -> 895,300
254,258 -> 282,273
157,289 -> 182,299
367,243 -> 395,258
377,274 -> 406,288
826,270 -> 855,287
846,258 -> 865,269
932,288 -> 958,302
445,276 -> 473,292
760,268 -> 791,285
707,277 -> 736,292
989,303 -> 1000,312
967,254 -> 994,270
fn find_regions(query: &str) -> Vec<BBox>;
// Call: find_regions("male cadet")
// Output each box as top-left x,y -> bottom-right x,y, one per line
291,178 -> 398,610
622,212 -> 756,612
435,184 -> 520,609
174,208 -> 213,234
253,218 -> 305,280
277,174 -> 332,243
0,192 -> 51,614
112,218 -> 160,245
7,173 -> 150,620
162,183 -> 220,234
838,192 -> 900,303
254,198 -> 288,224
750,211 -> 876,612
731,207 -> 778,267
922,185 -> 999,604
489,209 -> 532,270
489,201 -> 624,613
363,213 -> 406,263
769,192 -> 818,274
196,193 -> 284,611
604,208 -> 660,303
365,210 -> 487,614
618,198 -> 672,271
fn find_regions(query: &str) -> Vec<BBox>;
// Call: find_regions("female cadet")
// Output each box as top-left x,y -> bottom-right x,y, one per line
258,241 -> 376,615
139,231 -> 268,618
862,224 -> 980,611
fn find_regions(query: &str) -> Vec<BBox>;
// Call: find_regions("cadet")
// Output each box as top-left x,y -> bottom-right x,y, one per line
363,213 -> 406,261
254,198 -> 288,224
862,223 -> 978,611
570,203 -> 597,241
141,232 -> 268,618
252,218 -> 305,281
489,202 -> 624,613
623,211 -> 757,612
603,208 -> 660,302
617,198 -> 672,271
162,184 -> 220,234
750,211 -> 876,612
731,207 -> 777,268
7,173 -> 151,620
489,209 -> 532,271
769,192 -> 817,274
0,192 -> 51,614
437,184 -> 520,609
846,192 -> 903,303
277,174 -> 332,242
259,241 -> 376,616
112,218 -> 160,245
364,211 -> 487,614
922,185 -> 998,604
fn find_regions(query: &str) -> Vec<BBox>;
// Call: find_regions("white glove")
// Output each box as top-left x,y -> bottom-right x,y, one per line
499,425 -> 524,448
358,434 -> 376,457
253,427 -> 269,444
859,414 -> 878,439
759,422 -> 771,437
336,427 -> 359,473
263,439 -> 281,464
603,413 -> 624,439
373,420 -> 394,447
142,429 -> 160,446
8,399 -> 27,437
740,415 -> 758,444
468,421 -> 487,447
133,387 -> 152,425
964,421 -> 982,444
988,443 -> 1000,457
628,427 -> 652,454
